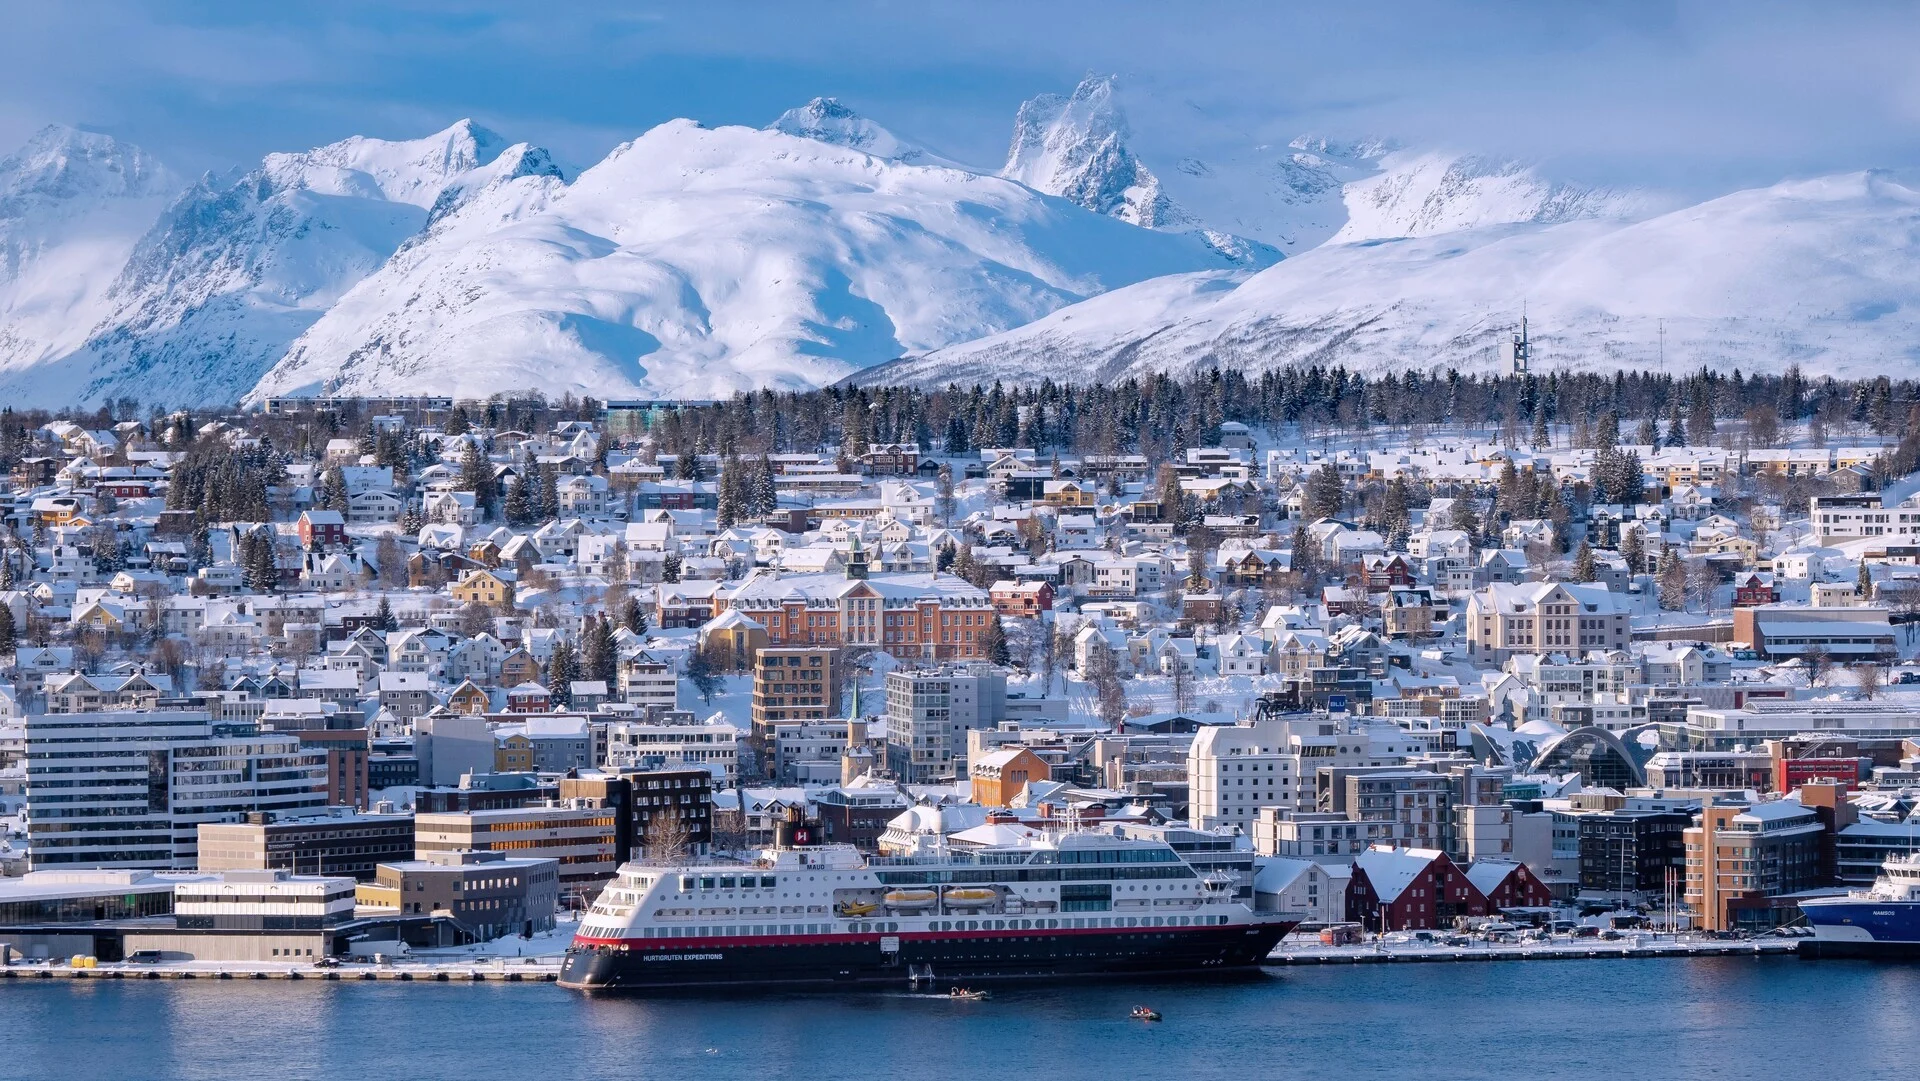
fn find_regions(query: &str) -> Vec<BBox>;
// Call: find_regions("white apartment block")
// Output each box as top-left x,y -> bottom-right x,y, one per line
1810,494 -> 1920,544
605,720 -> 739,782
884,664 -> 1008,783
1188,719 -> 1305,834
26,710 -> 328,870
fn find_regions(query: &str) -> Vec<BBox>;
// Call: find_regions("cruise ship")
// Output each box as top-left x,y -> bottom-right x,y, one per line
1801,852 -> 1920,958
559,818 -> 1299,991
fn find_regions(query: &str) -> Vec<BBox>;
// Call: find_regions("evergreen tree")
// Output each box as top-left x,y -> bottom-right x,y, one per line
546,640 -> 578,705
538,464 -> 560,521
1595,410 -> 1621,451
752,455 -> 779,517
374,596 -> 396,632
1305,464 -> 1344,520
459,442 -> 496,518
320,467 -> 349,513
1620,528 -> 1646,575
1448,497 -> 1482,544
944,413 -> 970,455
621,595 -> 648,636
1634,416 -> 1659,447
1859,560 -> 1874,598
245,531 -> 279,593
1289,524 -> 1318,586
0,608 -> 16,658
1573,541 -> 1597,583
981,615 -> 1011,667
583,615 -> 618,685
662,552 -> 682,584
444,406 -> 471,436
716,456 -> 741,528
505,475 -> 534,526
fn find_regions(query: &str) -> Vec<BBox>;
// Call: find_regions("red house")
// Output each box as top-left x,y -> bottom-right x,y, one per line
298,509 -> 347,549
1732,571 -> 1778,607
505,682 -> 553,713
990,580 -> 1055,618
1362,554 -> 1417,591
1345,846 -> 1488,931
1463,859 -> 1555,911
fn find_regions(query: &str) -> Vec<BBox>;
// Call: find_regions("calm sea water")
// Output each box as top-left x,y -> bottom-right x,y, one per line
6,957 -> 1915,1081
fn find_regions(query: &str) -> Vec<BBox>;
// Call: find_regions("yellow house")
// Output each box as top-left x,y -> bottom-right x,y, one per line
498,649 -> 541,687
446,680 -> 491,716
451,569 -> 514,607
1042,481 -> 1096,508
494,732 -> 533,772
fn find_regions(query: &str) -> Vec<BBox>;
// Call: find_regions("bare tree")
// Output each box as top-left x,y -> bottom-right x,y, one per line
1170,651 -> 1195,712
1804,644 -> 1832,689
1687,558 -> 1721,615
1084,640 -> 1127,729
460,602 -> 493,639
641,806 -> 693,865
1856,662 -> 1884,701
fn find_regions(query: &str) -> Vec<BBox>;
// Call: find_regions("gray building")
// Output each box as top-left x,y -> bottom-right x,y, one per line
359,850 -> 560,940
884,664 -> 1008,782
196,811 -> 416,881
415,714 -> 494,787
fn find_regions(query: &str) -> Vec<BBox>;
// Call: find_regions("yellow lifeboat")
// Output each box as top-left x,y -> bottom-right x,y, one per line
884,889 -> 939,910
835,900 -> 878,918
942,887 -> 997,909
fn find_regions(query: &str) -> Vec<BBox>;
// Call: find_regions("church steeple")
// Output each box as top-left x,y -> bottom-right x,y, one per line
845,534 -> 869,579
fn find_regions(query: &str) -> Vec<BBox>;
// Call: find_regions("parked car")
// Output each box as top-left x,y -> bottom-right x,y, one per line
127,950 -> 163,964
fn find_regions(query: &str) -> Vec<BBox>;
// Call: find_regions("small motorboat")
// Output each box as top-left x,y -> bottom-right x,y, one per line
948,987 -> 989,1001
1130,1006 -> 1162,1022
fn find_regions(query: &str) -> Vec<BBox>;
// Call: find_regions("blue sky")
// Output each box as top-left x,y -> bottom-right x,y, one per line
4,1 -> 1918,195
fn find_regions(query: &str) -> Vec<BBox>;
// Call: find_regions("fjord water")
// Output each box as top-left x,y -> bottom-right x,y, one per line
8,958 -> 1914,1081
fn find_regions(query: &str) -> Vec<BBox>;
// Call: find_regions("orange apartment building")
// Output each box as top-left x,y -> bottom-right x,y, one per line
719,568 -> 996,663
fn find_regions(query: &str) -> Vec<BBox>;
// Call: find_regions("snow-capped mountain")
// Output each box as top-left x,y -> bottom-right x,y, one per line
1333,149 -> 1649,243
247,119 -> 1242,404
1004,75 -> 1649,258
0,126 -> 178,387
1002,75 -> 1184,231
767,97 -> 949,167
855,171 -> 1920,387
1,119 -> 543,408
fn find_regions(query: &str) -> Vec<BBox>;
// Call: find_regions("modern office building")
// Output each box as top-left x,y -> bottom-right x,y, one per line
196,811 -> 416,881
356,850 -> 560,939
26,710 -> 329,870
414,804 -> 622,904
883,664 -> 1008,782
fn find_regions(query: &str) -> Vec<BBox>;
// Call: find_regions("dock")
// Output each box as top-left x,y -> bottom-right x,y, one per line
1267,937 -> 1801,965
0,961 -> 562,982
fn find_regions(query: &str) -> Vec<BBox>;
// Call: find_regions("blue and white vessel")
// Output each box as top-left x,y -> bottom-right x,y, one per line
1801,853 -> 1920,958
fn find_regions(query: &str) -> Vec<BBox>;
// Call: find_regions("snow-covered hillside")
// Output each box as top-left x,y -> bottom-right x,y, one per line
0,126 -> 178,390
856,171 -> 1920,387
0,120 -> 539,408
247,119 -> 1243,403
